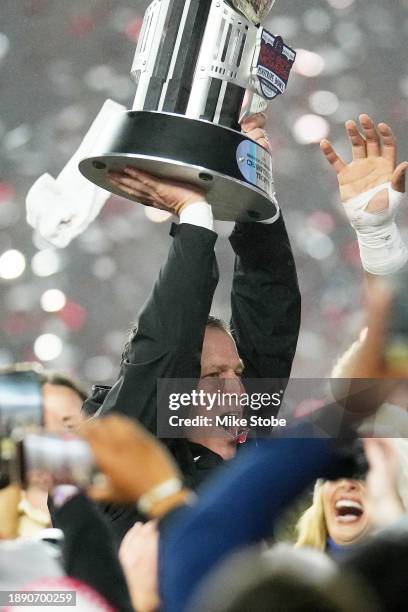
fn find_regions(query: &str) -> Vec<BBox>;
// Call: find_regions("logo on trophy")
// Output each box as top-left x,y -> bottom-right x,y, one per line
79,0 -> 296,222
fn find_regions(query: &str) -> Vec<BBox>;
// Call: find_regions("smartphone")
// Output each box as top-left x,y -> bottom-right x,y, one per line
17,432 -> 96,489
0,370 -> 43,487
0,370 -> 43,435
0,370 -> 96,489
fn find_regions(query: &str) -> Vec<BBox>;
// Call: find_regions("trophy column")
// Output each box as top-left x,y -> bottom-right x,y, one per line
132,0 -> 248,129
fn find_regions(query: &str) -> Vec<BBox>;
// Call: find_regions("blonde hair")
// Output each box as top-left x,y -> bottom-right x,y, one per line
295,480 -> 328,551
296,439 -> 408,551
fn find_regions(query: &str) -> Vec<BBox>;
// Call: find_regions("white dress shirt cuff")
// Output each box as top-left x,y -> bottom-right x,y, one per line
179,201 -> 214,231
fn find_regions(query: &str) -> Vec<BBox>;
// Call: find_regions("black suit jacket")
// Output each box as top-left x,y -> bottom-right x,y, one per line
83,217 -> 300,541
52,493 -> 133,611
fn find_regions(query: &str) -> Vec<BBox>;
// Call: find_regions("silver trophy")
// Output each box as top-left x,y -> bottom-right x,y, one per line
79,0 -> 295,222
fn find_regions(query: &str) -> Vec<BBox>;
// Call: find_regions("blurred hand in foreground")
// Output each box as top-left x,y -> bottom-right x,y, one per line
364,438 -> 403,528
119,520 -> 160,612
80,415 -> 184,509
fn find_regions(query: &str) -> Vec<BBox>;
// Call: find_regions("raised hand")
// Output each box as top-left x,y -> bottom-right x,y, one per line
119,521 -> 160,612
363,438 -> 403,528
108,167 -> 206,216
321,114 -> 408,212
240,112 -> 272,154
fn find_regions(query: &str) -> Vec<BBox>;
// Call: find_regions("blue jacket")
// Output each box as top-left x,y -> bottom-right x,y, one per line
160,428 -> 361,612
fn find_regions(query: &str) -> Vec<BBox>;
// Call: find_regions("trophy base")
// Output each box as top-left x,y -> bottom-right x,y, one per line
79,111 -> 278,223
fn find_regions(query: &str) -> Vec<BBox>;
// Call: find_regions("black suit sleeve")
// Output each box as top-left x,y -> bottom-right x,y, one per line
53,493 -> 134,612
229,214 -> 301,380
98,223 -> 219,433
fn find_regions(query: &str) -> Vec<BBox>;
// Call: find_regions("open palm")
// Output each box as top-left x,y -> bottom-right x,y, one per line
321,114 -> 407,213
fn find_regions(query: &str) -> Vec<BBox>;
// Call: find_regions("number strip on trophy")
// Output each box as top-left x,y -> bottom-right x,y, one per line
157,0 -> 193,110
219,82 -> 247,129
213,81 -> 229,124
162,0 -> 213,114
143,0 -> 186,110
131,0 -> 172,111
202,79 -> 223,122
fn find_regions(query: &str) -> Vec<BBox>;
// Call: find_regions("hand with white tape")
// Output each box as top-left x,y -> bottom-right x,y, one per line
321,114 -> 408,275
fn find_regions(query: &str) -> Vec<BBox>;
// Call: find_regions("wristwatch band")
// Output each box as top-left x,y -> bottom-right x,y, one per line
137,478 -> 183,515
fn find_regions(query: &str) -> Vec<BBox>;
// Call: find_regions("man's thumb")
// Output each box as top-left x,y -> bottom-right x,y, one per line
391,161 -> 408,193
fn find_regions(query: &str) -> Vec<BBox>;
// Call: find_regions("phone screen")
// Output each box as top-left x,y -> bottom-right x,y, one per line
0,371 -> 43,435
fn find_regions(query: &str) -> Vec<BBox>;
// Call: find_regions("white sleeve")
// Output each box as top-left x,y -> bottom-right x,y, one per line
179,201 -> 214,231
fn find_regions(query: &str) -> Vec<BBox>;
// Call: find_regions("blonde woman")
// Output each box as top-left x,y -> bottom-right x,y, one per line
296,478 -> 370,553
296,438 -> 407,555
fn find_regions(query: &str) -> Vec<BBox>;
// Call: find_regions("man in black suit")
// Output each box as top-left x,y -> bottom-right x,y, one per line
82,114 -> 301,539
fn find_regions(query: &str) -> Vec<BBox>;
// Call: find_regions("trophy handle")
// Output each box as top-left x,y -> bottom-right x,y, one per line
239,90 -> 268,122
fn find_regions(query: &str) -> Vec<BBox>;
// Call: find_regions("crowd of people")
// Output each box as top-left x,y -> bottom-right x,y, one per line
1,108 -> 408,612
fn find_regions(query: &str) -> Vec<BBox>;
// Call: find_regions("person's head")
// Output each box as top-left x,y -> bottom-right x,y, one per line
38,369 -> 87,433
189,544 -> 379,612
2,363 -> 87,433
297,438 -> 408,551
123,316 -> 245,460
199,316 -> 243,380
296,478 -> 371,550
189,316 -> 245,460
321,478 -> 371,546
344,525 -> 408,612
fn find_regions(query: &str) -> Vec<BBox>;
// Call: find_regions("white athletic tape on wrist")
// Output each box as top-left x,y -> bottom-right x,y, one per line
344,182 -> 408,275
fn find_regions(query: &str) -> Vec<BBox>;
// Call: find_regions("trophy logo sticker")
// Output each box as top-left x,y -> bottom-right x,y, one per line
254,31 -> 296,100
236,139 -> 273,197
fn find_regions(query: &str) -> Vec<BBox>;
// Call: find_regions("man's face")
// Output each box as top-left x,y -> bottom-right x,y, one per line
188,326 -> 245,460
42,383 -> 84,433
200,326 -> 244,382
